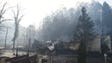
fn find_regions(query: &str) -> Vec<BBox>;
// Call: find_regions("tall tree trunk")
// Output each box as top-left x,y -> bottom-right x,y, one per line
27,38 -> 31,56
4,28 -> 8,49
110,35 -> 112,52
12,23 -> 18,55
12,5 -> 23,55
78,39 -> 87,63
13,39 -> 16,55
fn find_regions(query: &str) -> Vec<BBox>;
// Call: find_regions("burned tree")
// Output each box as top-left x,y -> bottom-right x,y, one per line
12,5 -> 23,55
0,2 -> 12,49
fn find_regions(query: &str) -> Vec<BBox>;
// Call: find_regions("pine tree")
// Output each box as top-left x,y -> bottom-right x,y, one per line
74,7 -> 94,63
102,2 -> 112,52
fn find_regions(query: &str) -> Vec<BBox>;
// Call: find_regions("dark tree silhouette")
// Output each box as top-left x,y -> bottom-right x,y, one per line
102,2 -> 112,51
37,2 -> 102,42
74,7 -> 94,63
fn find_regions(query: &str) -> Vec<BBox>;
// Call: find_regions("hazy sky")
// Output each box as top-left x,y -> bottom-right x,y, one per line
3,0 -> 112,28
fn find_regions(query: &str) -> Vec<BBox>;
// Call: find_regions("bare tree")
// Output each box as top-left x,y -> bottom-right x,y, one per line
0,2 -> 12,26
0,2 -> 12,49
12,5 -> 23,55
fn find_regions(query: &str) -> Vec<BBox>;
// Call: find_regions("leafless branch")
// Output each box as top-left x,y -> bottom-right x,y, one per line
0,2 -> 7,15
0,19 -> 12,23
18,15 -> 24,23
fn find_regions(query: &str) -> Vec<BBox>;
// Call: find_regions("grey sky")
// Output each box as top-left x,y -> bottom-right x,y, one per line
3,0 -> 112,28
